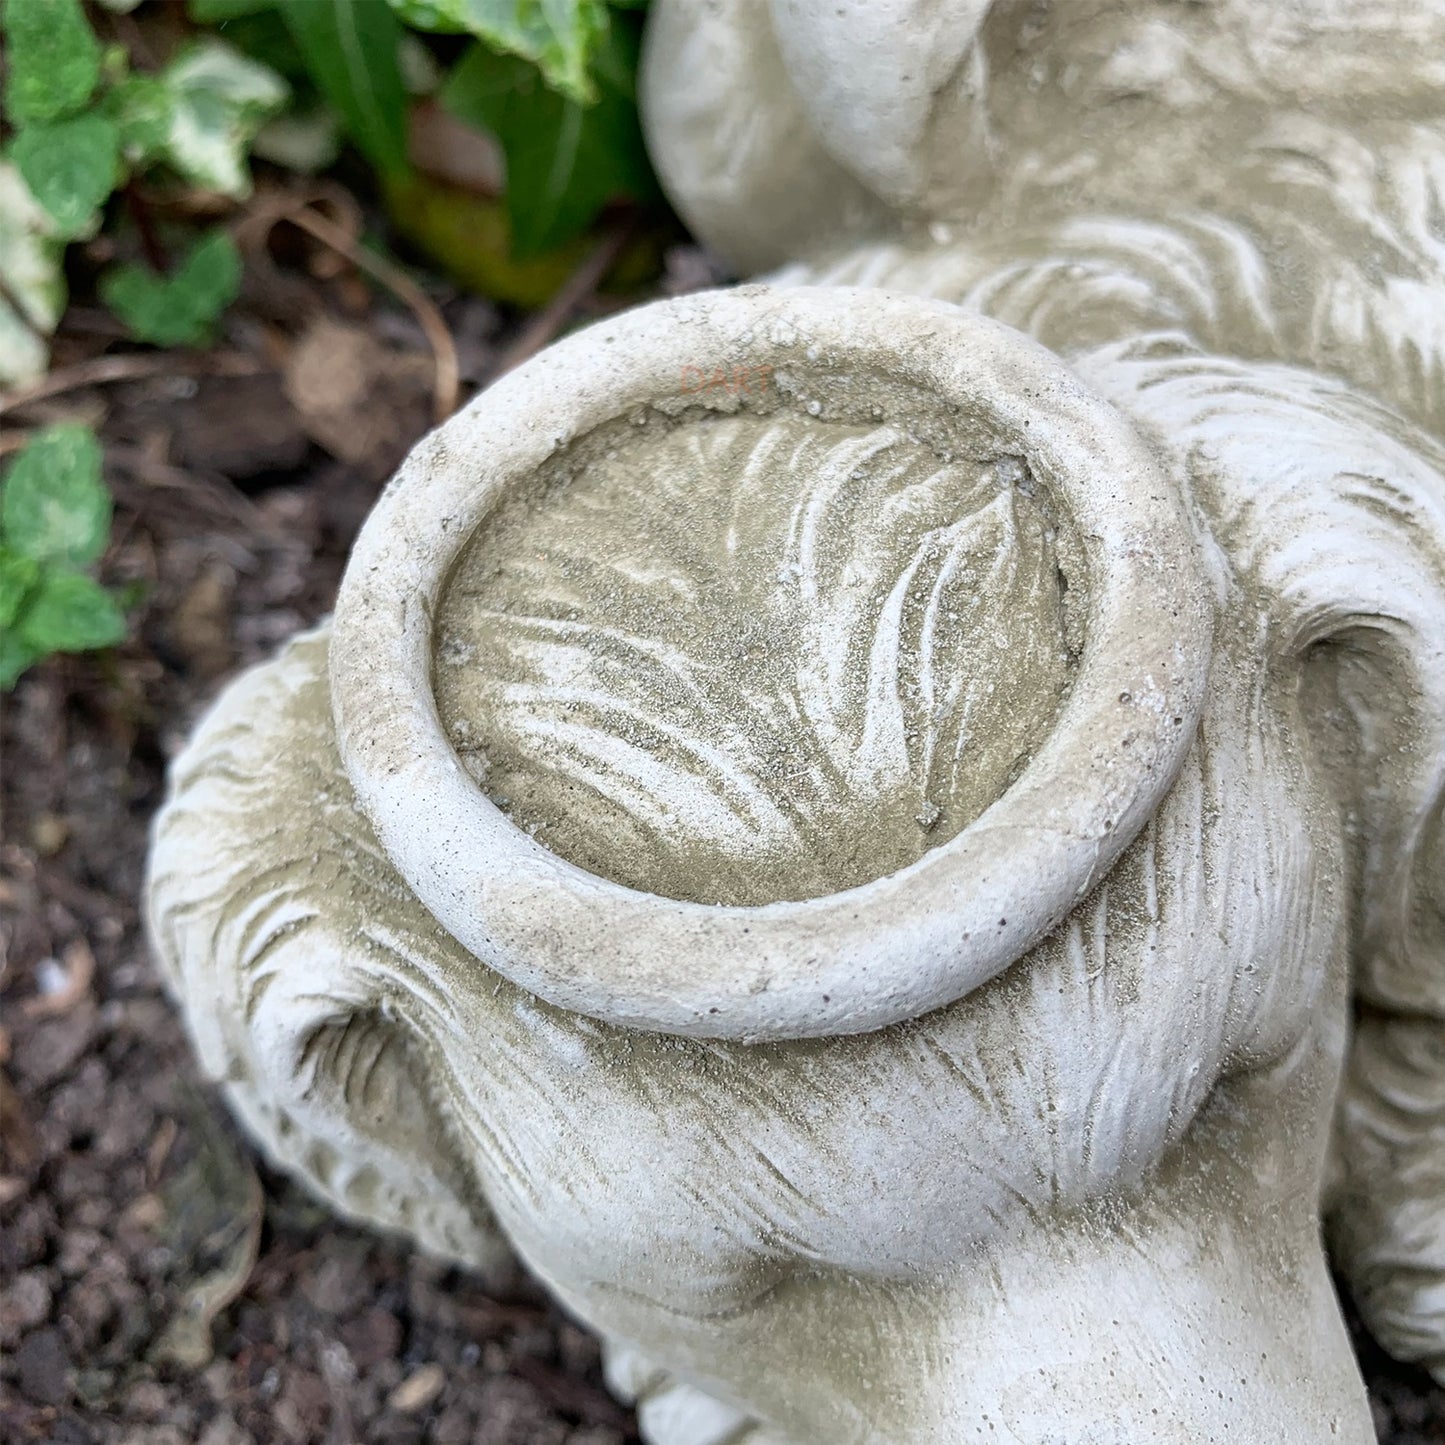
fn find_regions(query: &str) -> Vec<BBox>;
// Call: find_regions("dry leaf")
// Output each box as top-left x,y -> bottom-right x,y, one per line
282,316 -> 429,465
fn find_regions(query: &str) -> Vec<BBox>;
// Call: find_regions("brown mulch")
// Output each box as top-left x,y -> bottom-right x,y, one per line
0,225 -> 1443,1444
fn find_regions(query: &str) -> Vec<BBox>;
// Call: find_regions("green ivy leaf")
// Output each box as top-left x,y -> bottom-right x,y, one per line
10,113 -> 121,240
18,568 -> 127,654
0,549 -> 40,629
0,424 -> 111,567
0,300 -> 49,387
100,229 -> 243,346
107,74 -> 174,168
0,632 -> 41,689
391,0 -> 608,105
441,26 -> 654,257
278,0 -> 410,176
1,0 -> 101,125
0,162 -> 67,386
157,40 -> 289,197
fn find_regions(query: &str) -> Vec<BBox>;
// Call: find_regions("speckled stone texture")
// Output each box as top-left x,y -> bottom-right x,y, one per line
147,2 -> 1445,1440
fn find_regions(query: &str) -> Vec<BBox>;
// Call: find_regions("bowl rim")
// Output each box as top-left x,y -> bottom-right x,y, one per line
330,284 -> 1212,1040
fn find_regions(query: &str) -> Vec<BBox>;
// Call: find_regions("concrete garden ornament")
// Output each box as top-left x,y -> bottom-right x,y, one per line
145,1 -> 1445,1439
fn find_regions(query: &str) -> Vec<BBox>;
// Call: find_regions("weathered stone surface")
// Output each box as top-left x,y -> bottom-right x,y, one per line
148,3 -> 1445,1440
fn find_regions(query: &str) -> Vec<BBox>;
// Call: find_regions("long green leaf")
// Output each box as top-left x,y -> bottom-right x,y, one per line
442,25 -> 653,257
279,0 -> 410,177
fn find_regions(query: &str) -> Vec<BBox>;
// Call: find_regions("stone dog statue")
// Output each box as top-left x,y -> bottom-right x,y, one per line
147,1 -> 1445,1439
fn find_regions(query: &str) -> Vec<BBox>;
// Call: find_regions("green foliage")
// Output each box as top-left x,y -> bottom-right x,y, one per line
0,161 -> 66,383
100,229 -> 243,346
0,0 -> 663,689
1,0 -> 101,125
442,21 -> 654,257
0,424 -> 126,689
0,2 -> 286,384
390,0 -> 609,105
0,553 -> 40,627
22,570 -> 127,651
0,0 -> 660,390
1,424 -> 110,566
277,0 -> 409,176
153,40 -> 290,196
188,0 -> 657,260
11,112 -> 121,238
107,75 -> 173,165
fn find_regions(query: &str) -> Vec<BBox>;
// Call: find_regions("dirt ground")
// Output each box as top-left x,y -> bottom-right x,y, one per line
2,220 -> 1445,1443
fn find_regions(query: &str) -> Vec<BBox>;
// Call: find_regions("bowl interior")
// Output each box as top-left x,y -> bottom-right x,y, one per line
432,392 -> 1089,907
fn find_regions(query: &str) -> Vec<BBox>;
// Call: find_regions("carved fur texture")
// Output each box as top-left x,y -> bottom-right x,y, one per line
146,0 -> 1445,1437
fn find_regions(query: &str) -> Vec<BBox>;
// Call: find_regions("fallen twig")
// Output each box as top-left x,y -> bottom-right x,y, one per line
104,443 -> 287,541
242,193 -> 460,423
0,351 -> 263,420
